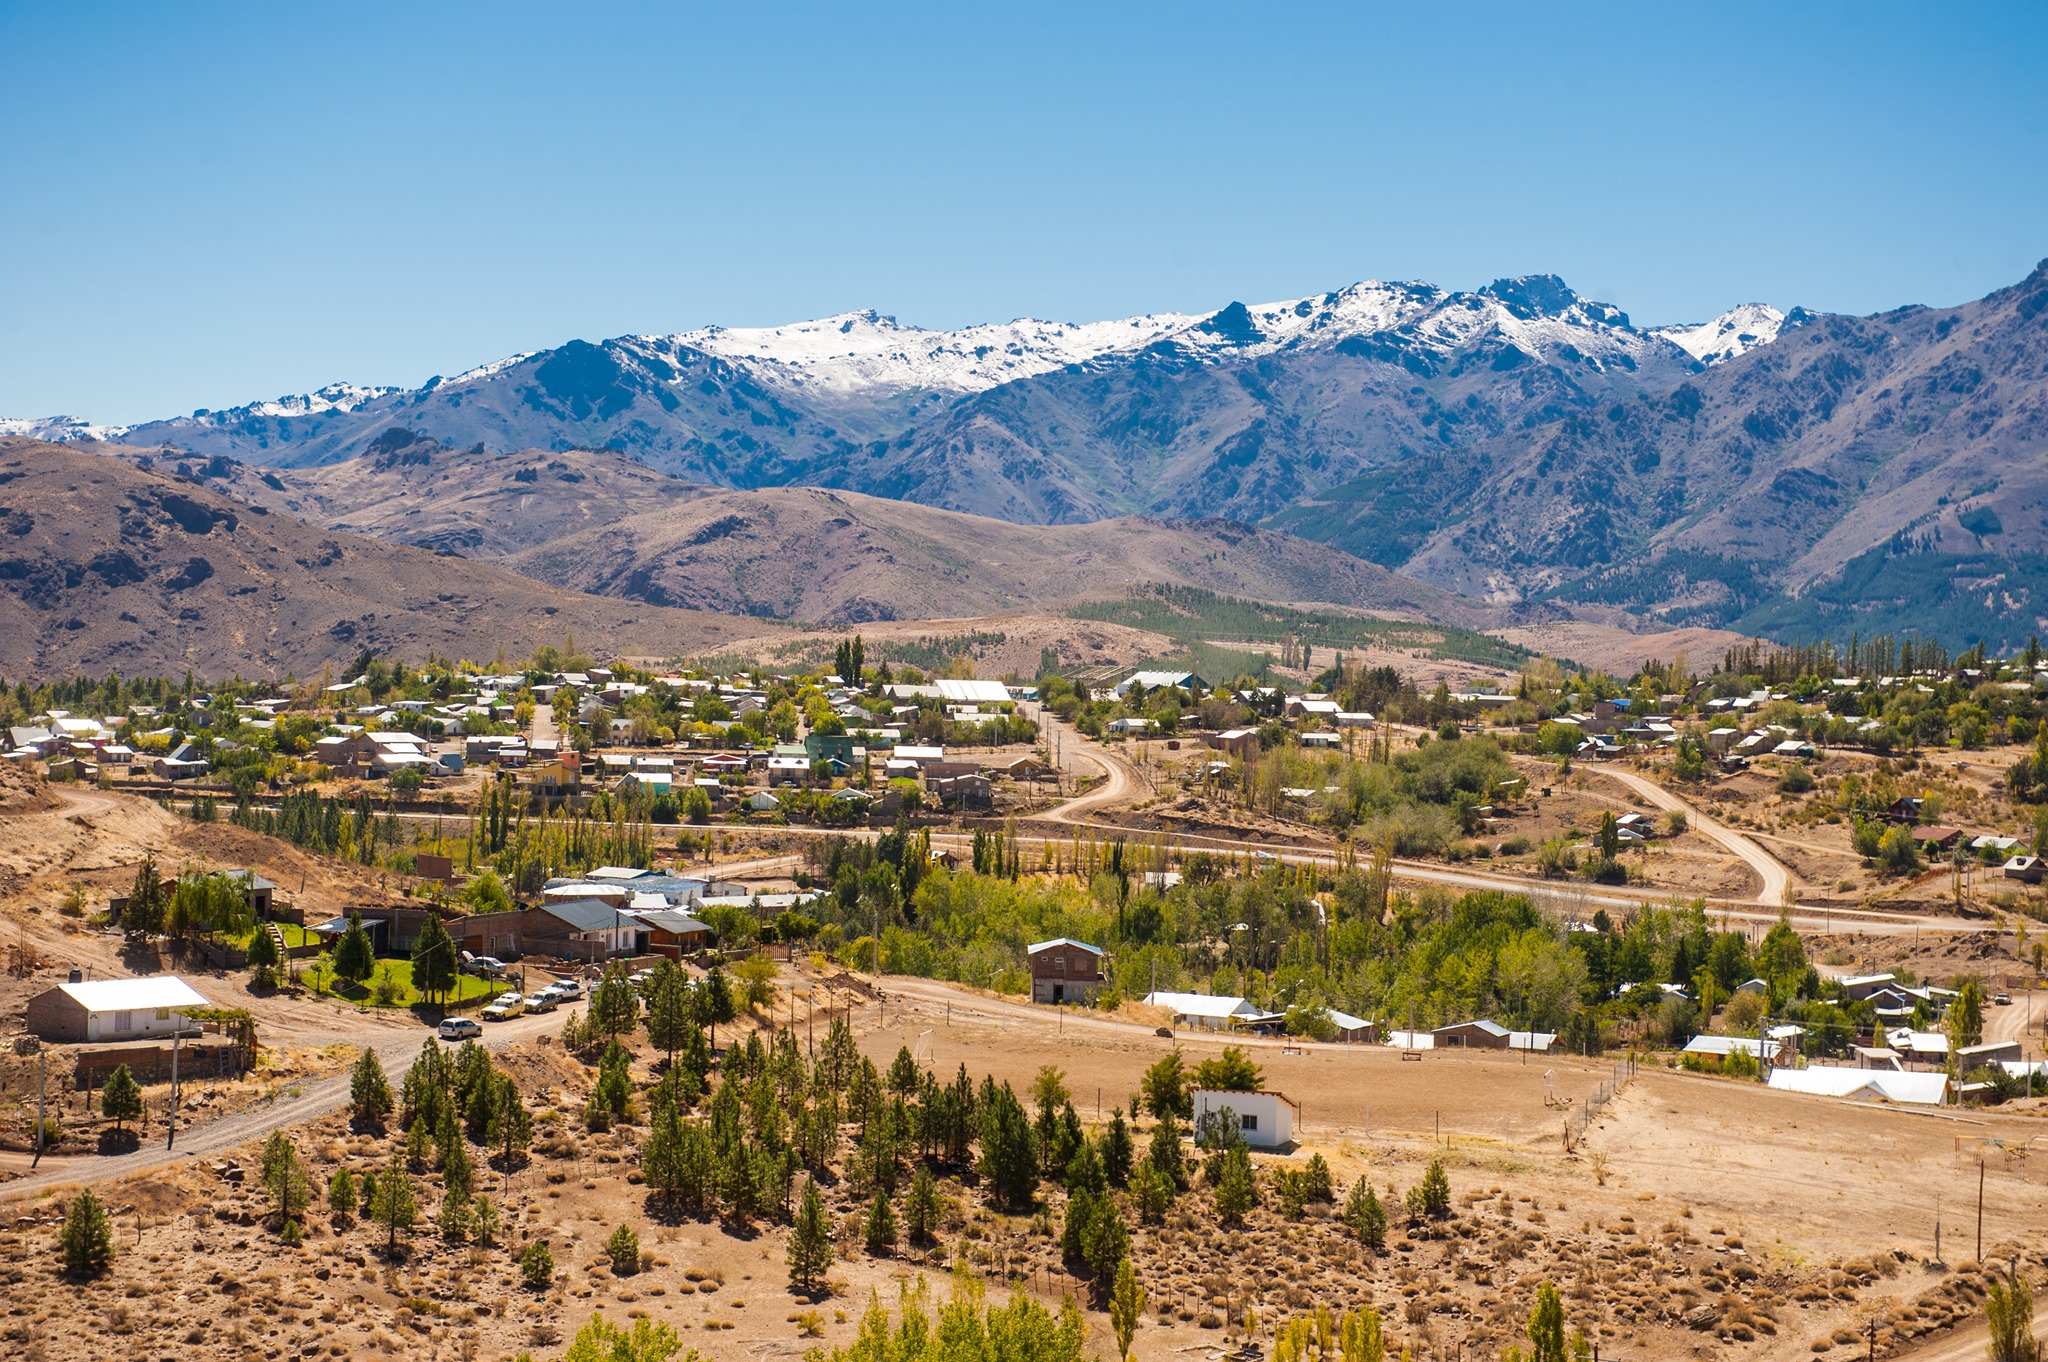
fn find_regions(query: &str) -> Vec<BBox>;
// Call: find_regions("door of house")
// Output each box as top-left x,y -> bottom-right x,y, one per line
1052,984 -> 1064,1004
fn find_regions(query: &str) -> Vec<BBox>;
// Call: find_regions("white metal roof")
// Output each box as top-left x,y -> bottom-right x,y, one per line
934,678 -> 1010,704
1143,991 -> 1252,1019
57,975 -> 209,1014
1768,1068 -> 1949,1105
1028,937 -> 1104,956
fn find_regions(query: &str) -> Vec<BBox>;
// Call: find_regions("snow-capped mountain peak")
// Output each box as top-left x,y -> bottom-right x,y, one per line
665,309 -> 1195,395
0,414 -> 131,442
1653,303 -> 1788,365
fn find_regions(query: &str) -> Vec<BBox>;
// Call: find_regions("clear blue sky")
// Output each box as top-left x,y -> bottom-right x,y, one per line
3,2 -> 2043,423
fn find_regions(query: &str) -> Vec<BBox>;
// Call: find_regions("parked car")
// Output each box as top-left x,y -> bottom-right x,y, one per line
523,992 -> 558,1013
1995,992 -> 2013,1006
437,1017 -> 482,1041
481,992 -> 526,1022
465,954 -> 510,979
548,978 -> 586,1001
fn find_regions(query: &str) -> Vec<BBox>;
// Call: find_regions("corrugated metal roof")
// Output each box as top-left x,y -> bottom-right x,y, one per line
57,975 -> 210,1014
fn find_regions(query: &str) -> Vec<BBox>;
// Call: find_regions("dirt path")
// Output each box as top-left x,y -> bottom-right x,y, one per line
1037,711 -> 1151,824
529,701 -> 557,745
1594,765 -> 1798,906
0,1007 -> 559,1204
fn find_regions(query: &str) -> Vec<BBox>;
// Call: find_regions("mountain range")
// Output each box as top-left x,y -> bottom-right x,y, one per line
9,259 -> 2047,646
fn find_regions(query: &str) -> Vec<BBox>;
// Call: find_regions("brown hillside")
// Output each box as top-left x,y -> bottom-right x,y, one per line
504,483 -> 1489,628
0,438 -> 776,676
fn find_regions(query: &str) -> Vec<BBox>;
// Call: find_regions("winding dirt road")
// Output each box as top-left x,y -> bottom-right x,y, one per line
1593,766 -> 1798,906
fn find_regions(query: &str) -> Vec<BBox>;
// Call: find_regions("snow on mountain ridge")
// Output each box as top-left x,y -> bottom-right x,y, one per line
1652,304 -> 1787,365
0,415 -> 131,442
662,310 -> 1197,395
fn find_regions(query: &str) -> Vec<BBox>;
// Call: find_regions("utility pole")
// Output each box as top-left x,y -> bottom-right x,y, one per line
167,1030 -> 180,1150
32,1047 -> 45,1168
1976,1156 -> 1984,1264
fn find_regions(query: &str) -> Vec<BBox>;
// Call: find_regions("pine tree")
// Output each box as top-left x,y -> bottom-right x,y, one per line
1100,1108 -> 1134,1187
350,1048 -> 393,1128
863,1189 -> 897,1254
1418,1158 -> 1451,1219
519,1239 -> 554,1289
260,1131 -> 311,1226
605,1223 -> 641,1274
787,1178 -> 833,1294
99,1063 -> 142,1134
589,963 -> 638,1041
120,853 -> 167,937
700,967 -> 735,1050
327,1166 -> 358,1220
1131,1160 -> 1173,1223
59,1188 -> 114,1276
1214,1147 -> 1254,1226
332,911 -> 376,986
246,920 -> 281,988
904,1165 -> 942,1244
410,913 -> 458,1007
642,1102 -> 687,1210
488,1072 -> 531,1165
1146,1112 -> 1184,1187
368,1151 -> 417,1257
644,964 -> 694,1067
1345,1180 -> 1388,1252
976,1083 -> 1039,1208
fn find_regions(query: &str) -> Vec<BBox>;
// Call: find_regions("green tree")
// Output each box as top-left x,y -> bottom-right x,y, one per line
1141,1049 -> 1190,1120
368,1151 -> 417,1257
1526,1281 -> 1567,1362
642,1101 -> 688,1210
1099,1108 -> 1134,1187
863,1189 -> 897,1254
976,1083 -> 1039,1207
1109,1257 -> 1147,1362
120,853 -> 167,937
1345,1179 -> 1388,1251
327,1166 -> 358,1219
605,1223 -> 641,1275
904,1165 -> 942,1245
1987,1273 -> 2039,1362
1214,1146 -> 1254,1226
332,910 -> 377,986
519,1239 -> 555,1289
99,1063 -> 142,1134
59,1188 -> 114,1276
644,963 -> 694,1068
489,1072 -> 532,1165
1950,979 -> 1986,1050
1418,1158 -> 1451,1219
1193,1045 -> 1262,1092
1131,1160 -> 1173,1223
787,1178 -> 834,1294
562,1312 -> 691,1362
260,1131 -> 311,1226
698,966 -> 736,1050
1146,1112 -> 1185,1188
589,964 -> 640,1041
410,913 -> 458,1007
245,920 -> 281,988
350,1047 -> 393,1128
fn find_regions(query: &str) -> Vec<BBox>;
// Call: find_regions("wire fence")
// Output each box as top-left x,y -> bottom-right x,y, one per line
1565,1056 -> 1636,1149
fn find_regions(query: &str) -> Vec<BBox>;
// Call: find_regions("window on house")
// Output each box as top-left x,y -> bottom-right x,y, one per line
1055,958 -> 1065,972
155,1008 -> 171,1021
113,1011 -> 133,1033
1241,1113 -> 1258,1131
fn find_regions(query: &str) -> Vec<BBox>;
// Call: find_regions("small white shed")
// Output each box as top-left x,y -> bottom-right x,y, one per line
1191,1087 -> 1298,1149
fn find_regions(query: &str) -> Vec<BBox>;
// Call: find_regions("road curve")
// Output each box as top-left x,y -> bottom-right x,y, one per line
1593,766 -> 1797,907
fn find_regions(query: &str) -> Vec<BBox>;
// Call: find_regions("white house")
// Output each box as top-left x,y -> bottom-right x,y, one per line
1191,1087 -> 1298,1149
1143,991 -> 1257,1031
24,975 -> 210,1043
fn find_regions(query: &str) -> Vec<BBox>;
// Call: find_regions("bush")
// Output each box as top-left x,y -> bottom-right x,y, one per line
1779,764 -> 1815,795
519,1239 -> 555,1289
605,1224 -> 640,1275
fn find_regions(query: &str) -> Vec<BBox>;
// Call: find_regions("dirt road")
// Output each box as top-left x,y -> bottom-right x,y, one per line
0,1006 -> 560,1205
1594,765 -> 1797,906
1038,710 -> 1151,824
